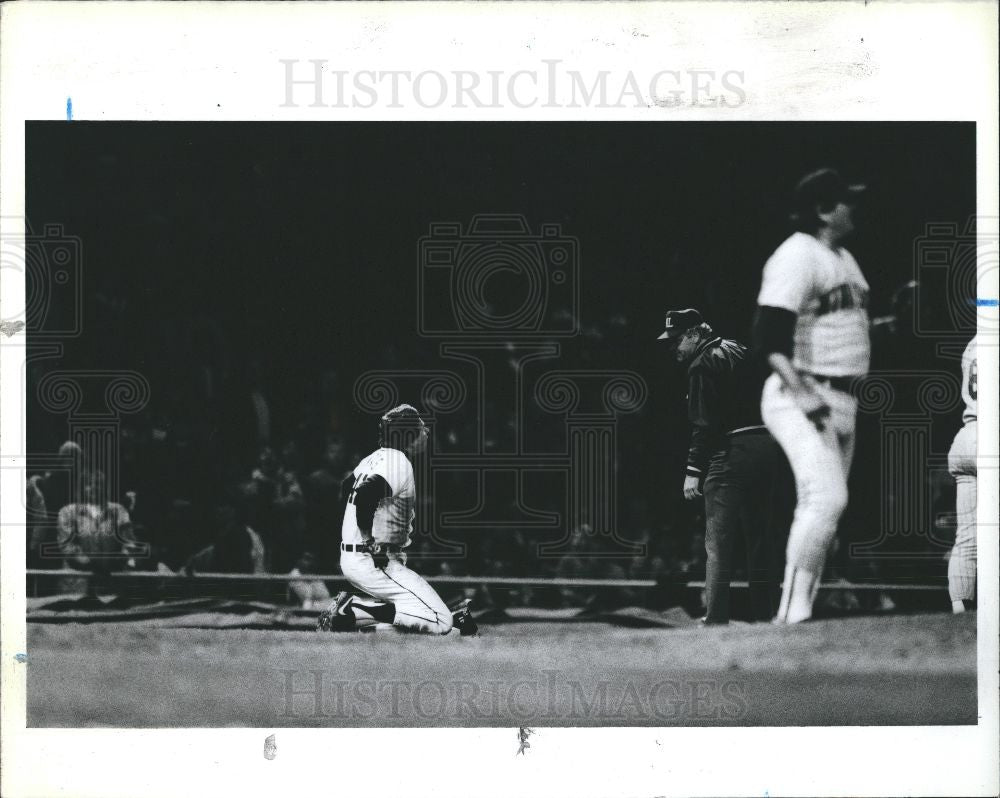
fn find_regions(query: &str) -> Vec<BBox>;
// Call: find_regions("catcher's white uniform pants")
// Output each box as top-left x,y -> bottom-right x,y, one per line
341,550 -> 453,634
948,421 -> 977,603
761,373 -> 857,574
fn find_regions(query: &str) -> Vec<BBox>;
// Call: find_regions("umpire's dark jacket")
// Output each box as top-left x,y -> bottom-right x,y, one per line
685,337 -> 764,480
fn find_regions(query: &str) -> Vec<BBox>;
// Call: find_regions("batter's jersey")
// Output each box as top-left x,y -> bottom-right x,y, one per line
961,335 -> 978,424
341,447 -> 415,548
758,232 -> 871,377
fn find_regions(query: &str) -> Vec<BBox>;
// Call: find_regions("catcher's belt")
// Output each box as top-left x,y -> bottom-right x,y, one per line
341,542 -> 404,555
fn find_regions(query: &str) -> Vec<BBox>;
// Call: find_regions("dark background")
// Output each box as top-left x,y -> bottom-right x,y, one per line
25,122 -> 976,604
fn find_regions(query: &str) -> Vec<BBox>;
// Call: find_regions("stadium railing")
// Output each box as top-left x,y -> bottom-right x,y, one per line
25,569 -> 946,591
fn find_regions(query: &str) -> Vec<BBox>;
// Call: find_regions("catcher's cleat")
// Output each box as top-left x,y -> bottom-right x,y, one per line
451,598 -> 479,637
317,591 -> 357,632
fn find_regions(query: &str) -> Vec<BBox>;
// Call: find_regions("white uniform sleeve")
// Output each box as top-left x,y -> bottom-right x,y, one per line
757,236 -> 815,314
372,449 -> 412,495
961,335 -> 978,416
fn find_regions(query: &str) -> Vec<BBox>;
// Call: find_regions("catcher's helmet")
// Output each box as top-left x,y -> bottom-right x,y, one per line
378,404 -> 427,451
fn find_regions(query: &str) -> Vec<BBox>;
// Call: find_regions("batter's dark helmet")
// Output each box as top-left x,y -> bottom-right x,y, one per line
378,404 -> 426,450
789,168 -> 867,232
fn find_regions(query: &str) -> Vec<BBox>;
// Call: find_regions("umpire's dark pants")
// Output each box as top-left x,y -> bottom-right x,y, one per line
703,429 -> 784,623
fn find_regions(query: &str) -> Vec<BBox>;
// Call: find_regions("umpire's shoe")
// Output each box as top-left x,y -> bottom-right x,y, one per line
451,598 -> 479,637
317,591 -> 357,632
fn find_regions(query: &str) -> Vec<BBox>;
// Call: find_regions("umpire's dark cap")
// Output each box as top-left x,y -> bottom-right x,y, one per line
657,308 -> 703,340
792,168 -> 866,213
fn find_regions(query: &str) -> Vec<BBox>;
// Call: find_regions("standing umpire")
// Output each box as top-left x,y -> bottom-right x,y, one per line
659,308 -> 782,624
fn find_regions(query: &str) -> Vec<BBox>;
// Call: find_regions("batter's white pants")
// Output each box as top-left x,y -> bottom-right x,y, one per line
948,421 -> 977,603
761,373 -> 857,575
341,551 -> 453,635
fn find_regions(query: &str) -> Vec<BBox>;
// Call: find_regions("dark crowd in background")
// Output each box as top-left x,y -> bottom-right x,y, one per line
25,122 -> 976,613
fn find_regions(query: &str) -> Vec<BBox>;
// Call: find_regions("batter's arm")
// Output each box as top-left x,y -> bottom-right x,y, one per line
352,474 -> 392,534
753,306 -> 830,429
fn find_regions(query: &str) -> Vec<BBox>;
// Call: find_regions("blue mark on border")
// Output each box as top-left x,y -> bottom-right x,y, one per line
14,653 -> 27,663
66,97 -> 73,121
976,298 -> 999,307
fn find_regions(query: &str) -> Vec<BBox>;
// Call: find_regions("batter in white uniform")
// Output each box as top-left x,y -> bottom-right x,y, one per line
753,168 -> 870,624
317,404 -> 476,635
948,335 -> 977,613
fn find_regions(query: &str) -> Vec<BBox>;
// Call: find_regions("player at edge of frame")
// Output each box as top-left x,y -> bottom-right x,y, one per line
947,334 -> 978,614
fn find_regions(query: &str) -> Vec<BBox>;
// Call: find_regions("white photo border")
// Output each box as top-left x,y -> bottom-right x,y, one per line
2,2 -> 997,797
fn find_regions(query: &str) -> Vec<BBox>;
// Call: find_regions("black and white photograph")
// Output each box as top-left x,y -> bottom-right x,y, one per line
1,4 -> 997,798
18,120 -> 982,728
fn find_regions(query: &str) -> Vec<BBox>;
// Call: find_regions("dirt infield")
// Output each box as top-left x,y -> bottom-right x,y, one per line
27,612 -> 976,727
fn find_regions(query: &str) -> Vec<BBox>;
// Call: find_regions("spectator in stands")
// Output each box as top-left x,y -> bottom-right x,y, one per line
303,435 -> 350,569
245,444 -> 305,572
50,440 -> 85,511
185,492 -> 266,574
553,524 -> 642,611
220,357 -> 273,473
26,474 -> 50,571
286,551 -> 331,609
156,498 -> 198,571
56,469 -> 140,594
555,524 -> 598,607
26,441 -> 86,572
